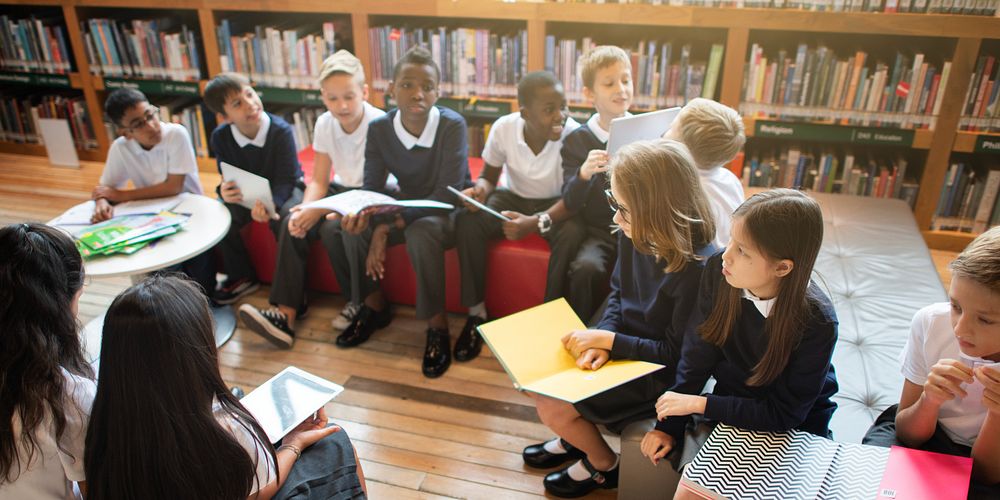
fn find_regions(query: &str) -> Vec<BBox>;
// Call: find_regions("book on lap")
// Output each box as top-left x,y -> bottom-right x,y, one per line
239,366 -> 345,445
302,189 -> 453,216
476,298 -> 664,403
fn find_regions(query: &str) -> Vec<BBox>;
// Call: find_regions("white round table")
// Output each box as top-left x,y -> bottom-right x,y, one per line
60,194 -> 236,365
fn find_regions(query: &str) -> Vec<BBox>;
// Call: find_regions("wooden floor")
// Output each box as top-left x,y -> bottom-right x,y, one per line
0,152 -> 957,499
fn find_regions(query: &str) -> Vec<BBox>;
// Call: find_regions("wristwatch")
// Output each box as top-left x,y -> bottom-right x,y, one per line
536,212 -> 553,234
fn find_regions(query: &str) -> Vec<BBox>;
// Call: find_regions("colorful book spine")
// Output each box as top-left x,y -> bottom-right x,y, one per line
550,0 -> 996,14
959,51 -> 999,132
217,21 -> 336,89
0,93 -> 97,149
933,161 -> 1000,233
81,17 -> 201,81
0,16 -> 73,74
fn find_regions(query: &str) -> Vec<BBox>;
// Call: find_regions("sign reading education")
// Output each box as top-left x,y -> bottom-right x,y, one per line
755,120 -> 915,147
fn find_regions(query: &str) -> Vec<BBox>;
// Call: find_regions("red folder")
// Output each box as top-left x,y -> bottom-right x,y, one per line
876,446 -> 972,500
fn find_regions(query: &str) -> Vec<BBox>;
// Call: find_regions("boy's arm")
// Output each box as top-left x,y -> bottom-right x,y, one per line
894,380 -> 944,447
399,116 -> 469,226
560,134 -> 601,214
269,124 -> 302,209
93,174 -> 186,203
362,125 -> 390,192
971,379 -> 1000,484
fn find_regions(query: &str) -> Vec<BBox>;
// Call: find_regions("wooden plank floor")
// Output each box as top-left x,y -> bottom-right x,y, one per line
0,153 -> 622,499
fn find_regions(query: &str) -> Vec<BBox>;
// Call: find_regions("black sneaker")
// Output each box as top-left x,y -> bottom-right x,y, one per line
213,278 -> 260,305
335,304 -> 392,347
238,304 -> 295,349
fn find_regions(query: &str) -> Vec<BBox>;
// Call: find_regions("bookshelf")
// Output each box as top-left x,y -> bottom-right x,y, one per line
0,0 -> 997,249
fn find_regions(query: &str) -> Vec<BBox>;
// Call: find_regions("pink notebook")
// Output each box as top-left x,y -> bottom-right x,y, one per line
876,446 -> 972,500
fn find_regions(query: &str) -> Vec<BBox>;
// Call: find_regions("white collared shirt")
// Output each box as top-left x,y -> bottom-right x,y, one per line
699,165 -> 745,248
231,112 -> 271,148
313,102 -> 385,188
585,111 -> 632,144
393,106 -> 440,150
481,112 -> 580,199
743,289 -> 776,318
100,122 -> 203,195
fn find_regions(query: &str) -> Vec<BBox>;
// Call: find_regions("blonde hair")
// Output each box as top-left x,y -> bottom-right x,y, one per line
317,50 -> 366,87
609,139 -> 715,274
951,225 -> 1000,294
674,98 -> 745,170
579,45 -> 631,90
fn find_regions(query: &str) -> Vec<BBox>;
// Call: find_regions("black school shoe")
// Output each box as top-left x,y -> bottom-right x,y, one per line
238,304 -> 295,349
543,458 -> 619,498
522,438 -> 586,469
422,328 -> 451,378
213,277 -> 260,305
335,304 -> 391,347
454,315 -> 486,361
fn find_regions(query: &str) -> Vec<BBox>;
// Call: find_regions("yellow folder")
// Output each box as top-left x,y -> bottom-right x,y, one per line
477,298 -> 665,403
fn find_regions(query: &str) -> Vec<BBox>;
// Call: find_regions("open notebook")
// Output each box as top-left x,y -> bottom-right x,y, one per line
477,298 -> 664,403
240,366 -> 345,444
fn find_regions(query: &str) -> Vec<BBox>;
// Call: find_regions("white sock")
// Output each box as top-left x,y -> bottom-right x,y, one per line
567,460 -> 591,481
468,302 -> 487,319
542,437 -> 567,454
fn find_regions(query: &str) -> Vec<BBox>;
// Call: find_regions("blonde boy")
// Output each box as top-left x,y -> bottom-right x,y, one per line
664,97 -> 746,248
239,50 -> 385,348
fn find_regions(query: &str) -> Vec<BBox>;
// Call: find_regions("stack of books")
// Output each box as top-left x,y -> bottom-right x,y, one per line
75,211 -> 189,259
932,162 -> 1000,233
545,37 -> 724,108
741,146 -> 920,206
216,20 -> 337,89
0,94 -> 96,149
82,18 -> 202,81
368,25 -> 527,98
958,53 -> 999,132
741,44 -> 950,130
0,15 -> 73,74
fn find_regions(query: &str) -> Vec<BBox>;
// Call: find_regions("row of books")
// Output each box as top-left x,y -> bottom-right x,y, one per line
0,16 -> 72,74
549,0 -> 999,15
932,162 -> 1000,233
280,106 -> 322,153
740,146 -> 919,205
958,54 -> 999,132
160,101 -> 210,158
0,93 -> 97,149
216,21 -> 337,89
368,25 -> 528,98
742,44 -> 949,130
82,18 -> 202,82
546,37 -> 725,108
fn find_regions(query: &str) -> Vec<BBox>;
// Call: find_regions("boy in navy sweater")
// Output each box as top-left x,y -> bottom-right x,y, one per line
334,47 -> 471,378
204,73 -> 302,305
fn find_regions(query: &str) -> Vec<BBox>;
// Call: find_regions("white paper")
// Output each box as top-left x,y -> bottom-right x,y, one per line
50,194 -> 186,227
38,118 -> 80,168
220,162 -> 276,216
606,107 -> 683,157
240,366 -> 344,444
303,189 -> 453,215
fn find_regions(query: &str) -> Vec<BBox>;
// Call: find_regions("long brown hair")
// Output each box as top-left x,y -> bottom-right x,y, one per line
698,189 -> 824,386
609,139 -> 715,273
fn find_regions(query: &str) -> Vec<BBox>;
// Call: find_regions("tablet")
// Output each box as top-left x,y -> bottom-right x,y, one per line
447,186 -> 511,221
606,107 -> 682,157
220,162 -> 277,216
240,366 -> 345,444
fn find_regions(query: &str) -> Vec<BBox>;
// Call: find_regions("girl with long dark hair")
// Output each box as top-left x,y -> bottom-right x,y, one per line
0,223 -> 95,499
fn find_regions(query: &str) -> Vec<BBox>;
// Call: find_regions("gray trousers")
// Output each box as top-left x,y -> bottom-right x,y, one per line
218,188 -> 301,283
561,220 -> 617,322
454,189 -> 565,308
340,213 -> 454,320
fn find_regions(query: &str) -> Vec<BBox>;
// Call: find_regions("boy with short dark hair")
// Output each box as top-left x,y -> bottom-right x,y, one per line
452,71 -> 580,361
204,72 -> 302,305
336,46 -> 471,378
92,88 -> 212,293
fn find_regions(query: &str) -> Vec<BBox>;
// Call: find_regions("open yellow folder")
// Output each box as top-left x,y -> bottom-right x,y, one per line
477,298 -> 665,403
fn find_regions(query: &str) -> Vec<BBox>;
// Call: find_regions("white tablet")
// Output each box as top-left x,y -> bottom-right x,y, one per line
606,107 -> 682,157
240,366 -> 345,444
220,162 -> 277,216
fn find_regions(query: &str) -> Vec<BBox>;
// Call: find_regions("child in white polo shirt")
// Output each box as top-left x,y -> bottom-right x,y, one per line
452,71 -> 579,361
91,88 -> 212,293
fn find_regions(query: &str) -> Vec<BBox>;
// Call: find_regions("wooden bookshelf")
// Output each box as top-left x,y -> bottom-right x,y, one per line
1,0 -> 998,249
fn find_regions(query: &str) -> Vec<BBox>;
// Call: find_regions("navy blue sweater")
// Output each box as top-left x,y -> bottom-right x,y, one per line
601,236 -> 717,390
656,253 -> 839,440
363,106 -> 471,225
211,113 -> 302,209
561,124 -> 613,230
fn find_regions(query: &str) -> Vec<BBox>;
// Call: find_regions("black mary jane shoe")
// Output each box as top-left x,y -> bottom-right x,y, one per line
522,439 -> 585,469
422,328 -> 452,378
543,457 -> 619,498
454,315 -> 486,362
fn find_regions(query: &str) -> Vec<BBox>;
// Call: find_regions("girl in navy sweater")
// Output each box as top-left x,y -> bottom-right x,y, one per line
640,189 -> 839,473
524,139 -> 717,498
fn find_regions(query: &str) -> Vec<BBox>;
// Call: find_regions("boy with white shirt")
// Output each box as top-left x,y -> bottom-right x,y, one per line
204,73 -> 302,305
663,97 -> 746,248
91,88 -> 213,293
239,50 -> 386,348
452,71 -> 579,361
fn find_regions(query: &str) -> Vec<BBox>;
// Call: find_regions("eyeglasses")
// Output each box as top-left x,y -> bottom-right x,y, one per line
604,189 -> 629,222
123,106 -> 160,133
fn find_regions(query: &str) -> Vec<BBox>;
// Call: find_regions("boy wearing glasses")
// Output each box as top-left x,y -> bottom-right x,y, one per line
91,87 -> 212,292
204,72 -> 302,305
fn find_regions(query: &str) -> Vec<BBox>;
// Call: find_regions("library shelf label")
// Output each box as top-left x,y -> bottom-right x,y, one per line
754,120 -> 915,147
104,78 -> 199,96
0,72 -> 71,88
254,88 -> 322,106
975,136 -> 1000,154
